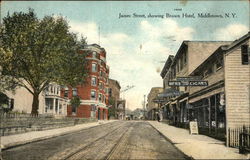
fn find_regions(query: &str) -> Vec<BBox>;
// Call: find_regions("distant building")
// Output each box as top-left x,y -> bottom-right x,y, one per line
66,44 -> 109,120
117,99 -> 126,120
147,87 -> 163,120
108,78 -> 121,119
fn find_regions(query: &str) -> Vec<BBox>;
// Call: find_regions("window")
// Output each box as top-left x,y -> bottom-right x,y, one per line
109,88 -> 112,97
99,82 -> 103,90
92,51 -> 97,58
176,62 -> 179,73
92,63 -> 97,72
91,77 -> 97,86
181,54 -> 186,70
91,90 -> 96,99
72,88 -> 77,96
215,58 -> 223,71
183,52 -> 187,64
241,45 -> 249,65
99,94 -> 102,101
204,67 -> 213,77
64,90 -> 68,98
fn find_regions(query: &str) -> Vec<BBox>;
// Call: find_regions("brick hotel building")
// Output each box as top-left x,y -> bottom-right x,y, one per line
64,44 -> 109,120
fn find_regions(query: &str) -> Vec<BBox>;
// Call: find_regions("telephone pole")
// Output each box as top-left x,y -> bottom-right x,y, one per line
143,94 -> 146,119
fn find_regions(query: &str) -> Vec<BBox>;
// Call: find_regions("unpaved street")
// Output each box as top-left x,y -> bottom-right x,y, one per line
2,121 -> 189,160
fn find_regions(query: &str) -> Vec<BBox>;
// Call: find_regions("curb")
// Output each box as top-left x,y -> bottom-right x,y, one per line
1,120 -> 116,151
148,121 -> 194,160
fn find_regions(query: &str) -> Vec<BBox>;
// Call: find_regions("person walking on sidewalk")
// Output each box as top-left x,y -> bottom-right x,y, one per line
157,112 -> 160,122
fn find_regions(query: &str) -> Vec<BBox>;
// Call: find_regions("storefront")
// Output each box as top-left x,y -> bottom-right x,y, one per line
189,89 -> 226,140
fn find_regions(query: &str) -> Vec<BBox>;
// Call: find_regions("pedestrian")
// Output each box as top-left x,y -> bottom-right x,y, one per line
157,112 -> 160,122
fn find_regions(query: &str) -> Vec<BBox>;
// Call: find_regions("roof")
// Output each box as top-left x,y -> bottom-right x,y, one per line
189,32 -> 250,75
108,78 -> 121,89
160,55 -> 174,78
225,32 -> 250,53
189,45 -> 228,76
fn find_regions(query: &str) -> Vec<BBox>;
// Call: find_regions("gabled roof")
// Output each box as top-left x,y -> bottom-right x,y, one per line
189,32 -> 250,76
225,32 -> 250,53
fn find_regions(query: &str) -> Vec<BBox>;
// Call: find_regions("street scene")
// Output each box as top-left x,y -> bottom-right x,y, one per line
2,121 -> 188,160
0,1 -> 250,160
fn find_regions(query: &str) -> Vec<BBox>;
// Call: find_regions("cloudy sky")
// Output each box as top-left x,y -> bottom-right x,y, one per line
1,1 -> 249,110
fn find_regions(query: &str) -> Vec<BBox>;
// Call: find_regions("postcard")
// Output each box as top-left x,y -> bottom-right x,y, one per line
0,1 -> 249,159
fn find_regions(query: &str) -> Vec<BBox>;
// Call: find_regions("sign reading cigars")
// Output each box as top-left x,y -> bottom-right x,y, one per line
168,76 -> 208,86
189,121 -> 199,135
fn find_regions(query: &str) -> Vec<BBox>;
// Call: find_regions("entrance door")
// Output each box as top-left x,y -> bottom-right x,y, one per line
98,108 -> 101,120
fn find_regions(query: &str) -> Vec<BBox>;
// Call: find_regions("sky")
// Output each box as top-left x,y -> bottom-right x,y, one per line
1,1 -> 249,110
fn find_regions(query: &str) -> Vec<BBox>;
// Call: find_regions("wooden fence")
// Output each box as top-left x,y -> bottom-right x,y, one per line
228,125 -> 250,153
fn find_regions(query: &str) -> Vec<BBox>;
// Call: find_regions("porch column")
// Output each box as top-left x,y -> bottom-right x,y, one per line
53,98 -> 56,114
57,99 -> 60,114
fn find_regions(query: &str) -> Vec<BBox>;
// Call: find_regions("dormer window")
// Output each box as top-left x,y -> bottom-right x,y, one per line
92,51 -> 97,58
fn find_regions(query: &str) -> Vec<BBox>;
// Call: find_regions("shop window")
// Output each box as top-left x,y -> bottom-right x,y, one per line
241,45 -> 249,65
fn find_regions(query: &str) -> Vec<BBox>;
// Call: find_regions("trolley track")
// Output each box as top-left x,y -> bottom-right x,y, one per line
61,122 -> 134,160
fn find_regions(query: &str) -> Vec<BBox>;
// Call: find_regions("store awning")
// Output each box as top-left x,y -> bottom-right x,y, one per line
189,87 -> 224,103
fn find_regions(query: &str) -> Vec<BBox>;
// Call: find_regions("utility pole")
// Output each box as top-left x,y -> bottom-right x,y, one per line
143,94 -> 146,119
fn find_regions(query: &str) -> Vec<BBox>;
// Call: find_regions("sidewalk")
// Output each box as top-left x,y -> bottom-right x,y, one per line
0,120 -> 116,150
148,121 -> 250,159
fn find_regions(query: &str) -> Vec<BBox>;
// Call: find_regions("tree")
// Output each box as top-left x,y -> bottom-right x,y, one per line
0,9 -> 88,116
70,96 -> 81,114
108,97 -> 116,119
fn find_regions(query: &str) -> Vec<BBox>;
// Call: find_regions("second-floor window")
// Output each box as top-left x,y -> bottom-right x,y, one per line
215,58 -> 223,71
92,63 -> 97,72
204,67 -> 213,78
64,90 -> 68,98
241,45 -> 249,65
72,88 -> 77,96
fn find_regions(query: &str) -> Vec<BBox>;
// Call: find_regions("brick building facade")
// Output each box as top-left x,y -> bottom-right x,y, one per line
65,44 -> 109,120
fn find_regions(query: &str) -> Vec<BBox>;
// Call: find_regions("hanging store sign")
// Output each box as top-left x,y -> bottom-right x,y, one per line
176,76 -> 202,81
153,99 -> 165,103
168,80 -> 208,86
